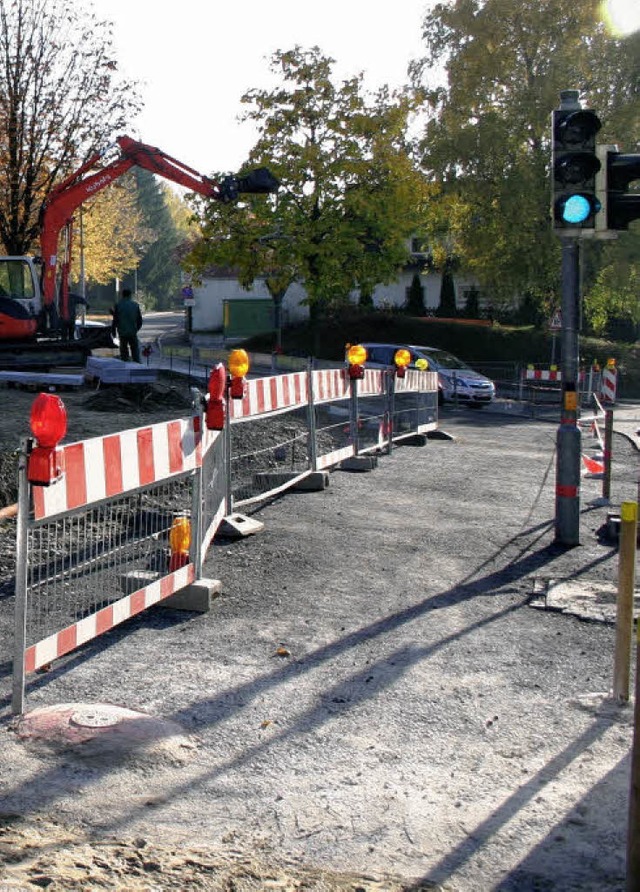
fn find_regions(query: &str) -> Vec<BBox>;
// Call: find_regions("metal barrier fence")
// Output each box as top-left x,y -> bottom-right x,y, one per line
12,366 -> 438,713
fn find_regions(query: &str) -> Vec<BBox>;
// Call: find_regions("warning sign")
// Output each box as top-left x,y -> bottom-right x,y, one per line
548,311 -> 562,331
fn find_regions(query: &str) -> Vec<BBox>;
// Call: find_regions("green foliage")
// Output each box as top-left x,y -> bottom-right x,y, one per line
411,0 -> 639,316
132,171 -> 184,310
406,273 -> 425,315
185,47 -> 432,321
437,269 -> 457,317
463,287 -> 480,319
243,307 -> 640,391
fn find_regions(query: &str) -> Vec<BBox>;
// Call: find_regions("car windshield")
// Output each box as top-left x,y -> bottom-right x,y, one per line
413,348 -> 472,370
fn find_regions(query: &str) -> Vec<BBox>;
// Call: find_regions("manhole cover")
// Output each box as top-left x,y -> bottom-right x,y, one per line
530,577 -> 640,624
70,706 -> 122,729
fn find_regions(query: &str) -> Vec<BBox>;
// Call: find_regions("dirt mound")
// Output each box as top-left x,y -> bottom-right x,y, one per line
0,818 -> 439,891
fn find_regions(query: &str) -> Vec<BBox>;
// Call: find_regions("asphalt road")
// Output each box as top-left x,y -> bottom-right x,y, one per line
0,405 -> 638,889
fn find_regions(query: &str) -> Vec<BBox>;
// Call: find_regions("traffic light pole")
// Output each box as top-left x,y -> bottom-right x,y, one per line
555,237 -> 581,546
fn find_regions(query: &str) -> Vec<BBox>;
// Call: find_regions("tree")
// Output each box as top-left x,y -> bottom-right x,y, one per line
185,47 -> 432,331
0,0 -> 142,255
406,272 -> 425,315
411,0 -> 640,314
134,171 -> 186,309
69,176 -> 149,287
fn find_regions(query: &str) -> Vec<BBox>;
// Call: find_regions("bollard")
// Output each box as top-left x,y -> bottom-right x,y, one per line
627,605 -> 640,891
613,501 -> 637,701
603,408 -> 613,502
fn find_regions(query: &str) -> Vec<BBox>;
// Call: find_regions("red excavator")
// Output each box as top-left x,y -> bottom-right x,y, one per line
0,135 -> 278,366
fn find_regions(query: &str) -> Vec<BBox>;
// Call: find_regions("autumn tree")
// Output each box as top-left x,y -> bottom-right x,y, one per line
411,0 -> 640,316
69,176 -> 150,289
0,0 -> 141,255
185,47 -> 432,330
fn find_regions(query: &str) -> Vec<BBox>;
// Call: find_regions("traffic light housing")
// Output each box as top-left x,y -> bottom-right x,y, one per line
596,147 -> 640,232
551,106 -> 602,232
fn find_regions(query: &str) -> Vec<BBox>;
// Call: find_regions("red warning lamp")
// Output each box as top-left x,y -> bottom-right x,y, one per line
394,348 -> 411,379
205,363 -> 227,430
347,344 -> 366,380
27,393 -> 67,486
228,348 -> 250,399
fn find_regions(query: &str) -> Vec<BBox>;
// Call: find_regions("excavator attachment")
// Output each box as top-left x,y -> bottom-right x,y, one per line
219,168 -> 280,203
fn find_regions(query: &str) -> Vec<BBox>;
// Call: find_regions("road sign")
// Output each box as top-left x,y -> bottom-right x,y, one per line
549,311 -> 562,331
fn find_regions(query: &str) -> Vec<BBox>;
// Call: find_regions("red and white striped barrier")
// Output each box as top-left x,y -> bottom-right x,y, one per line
230,371 -> 309,420
15,365 -> 439,710
33,416 -> 203,522
601,368 -> 617,403
24,563 -> 195,673
525,368 -> 561,382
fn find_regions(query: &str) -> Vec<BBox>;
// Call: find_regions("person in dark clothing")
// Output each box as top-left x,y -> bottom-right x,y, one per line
113,288 -> 143,363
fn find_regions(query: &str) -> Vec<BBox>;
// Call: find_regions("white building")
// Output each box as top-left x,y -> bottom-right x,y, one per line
188,242 -> 482,334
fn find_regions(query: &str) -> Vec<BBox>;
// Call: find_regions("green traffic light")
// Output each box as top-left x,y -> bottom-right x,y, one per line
563,194 -> 593,223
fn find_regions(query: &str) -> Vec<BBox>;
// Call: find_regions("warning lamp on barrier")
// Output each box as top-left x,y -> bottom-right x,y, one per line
169,515 -> 191,571
27,393 -> 67,486
394,348 -> 411,378
415,358 -> 429,372
205,363 -> 227,430
347,344 -> 366,380
228,348 -> 250,399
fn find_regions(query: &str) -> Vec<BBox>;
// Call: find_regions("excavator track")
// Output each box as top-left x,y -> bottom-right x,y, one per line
0,339 -> 92,370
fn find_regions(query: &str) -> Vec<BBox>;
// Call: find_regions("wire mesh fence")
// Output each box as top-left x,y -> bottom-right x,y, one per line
12,364 -> 439,713
24,474 -> 195,650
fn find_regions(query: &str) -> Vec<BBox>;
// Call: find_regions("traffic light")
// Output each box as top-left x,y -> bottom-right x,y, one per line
551,105 -> 602,232
596,147 -> 640,232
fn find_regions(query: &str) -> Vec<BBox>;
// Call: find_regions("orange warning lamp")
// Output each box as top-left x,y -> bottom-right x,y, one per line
206,363 -> 227,430
394,348 -> 411,378
27,393 -> 67,486
347,344 -> 366,380
228,348 -> 249,399
169,515 -> 191,571
606,357 -> 616,369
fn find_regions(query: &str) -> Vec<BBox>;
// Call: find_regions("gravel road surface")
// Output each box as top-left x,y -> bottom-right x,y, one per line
0,398 -> 638,890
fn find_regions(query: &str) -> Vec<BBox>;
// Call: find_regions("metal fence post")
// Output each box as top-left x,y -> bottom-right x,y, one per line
224,386 -> 233,516
386,370 -> 395,455
12,438 -> 31,716
603,408 -> 614,503
306,359 -> 318,472
349,375 -> 360,456
190,409 -> 204,578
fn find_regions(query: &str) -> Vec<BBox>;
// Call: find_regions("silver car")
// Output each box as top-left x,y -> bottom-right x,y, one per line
361,342 -> 495,406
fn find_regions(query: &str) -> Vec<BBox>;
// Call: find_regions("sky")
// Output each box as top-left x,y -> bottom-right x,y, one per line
90,0 -> 432,178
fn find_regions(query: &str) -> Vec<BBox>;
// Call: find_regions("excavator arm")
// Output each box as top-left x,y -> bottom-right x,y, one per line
39,136 -> 278,326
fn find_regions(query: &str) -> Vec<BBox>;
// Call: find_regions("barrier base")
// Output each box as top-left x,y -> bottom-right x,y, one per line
160,578 -> 221,612
402,433 -> 428,447
253,471 -> 330,491
119,571 -> 220,613
294,471 -> 330,491
339,455 -> 378,472
217,513 -> 265,539
427,429 -> 456,441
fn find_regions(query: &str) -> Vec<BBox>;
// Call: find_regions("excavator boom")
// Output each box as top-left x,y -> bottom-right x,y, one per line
39,136 -> 278,326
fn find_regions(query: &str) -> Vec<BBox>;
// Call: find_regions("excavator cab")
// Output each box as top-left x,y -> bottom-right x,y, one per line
0,257 -> 41,340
